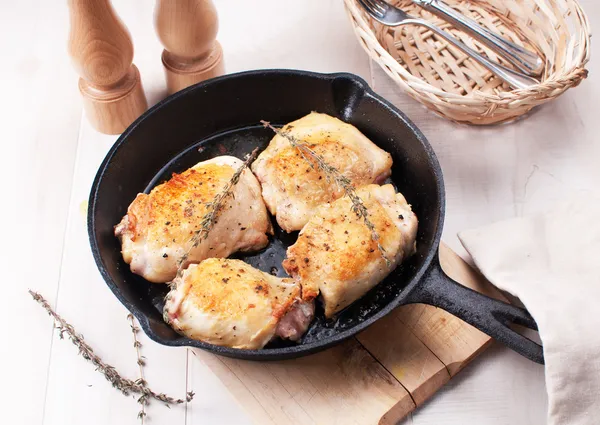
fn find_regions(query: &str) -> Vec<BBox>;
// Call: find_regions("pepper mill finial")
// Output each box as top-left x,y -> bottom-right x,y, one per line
68,0 -> 147,135
154,0 -> 225,95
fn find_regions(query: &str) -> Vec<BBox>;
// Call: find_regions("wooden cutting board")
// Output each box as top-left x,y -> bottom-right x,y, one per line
192,243 -> 505,425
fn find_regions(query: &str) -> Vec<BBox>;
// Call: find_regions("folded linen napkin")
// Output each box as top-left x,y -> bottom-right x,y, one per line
458,194 -> 600,425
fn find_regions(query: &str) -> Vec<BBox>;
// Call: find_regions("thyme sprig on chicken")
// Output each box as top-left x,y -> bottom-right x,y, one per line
260,120 -> 390,266
29,290 -> 194,407
175,148 -> 260,278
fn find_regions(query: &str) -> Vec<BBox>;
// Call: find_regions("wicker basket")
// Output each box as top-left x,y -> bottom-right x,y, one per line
344,0 -> 591,124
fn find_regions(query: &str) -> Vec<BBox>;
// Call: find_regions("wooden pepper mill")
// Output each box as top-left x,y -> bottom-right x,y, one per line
68,0 -> 147,135
155,0 -> 225,95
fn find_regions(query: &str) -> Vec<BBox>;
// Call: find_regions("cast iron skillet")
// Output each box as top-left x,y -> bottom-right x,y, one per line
88,70 -> 544,364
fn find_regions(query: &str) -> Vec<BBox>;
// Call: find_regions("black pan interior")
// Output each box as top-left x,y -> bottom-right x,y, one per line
89,70 -> 444,359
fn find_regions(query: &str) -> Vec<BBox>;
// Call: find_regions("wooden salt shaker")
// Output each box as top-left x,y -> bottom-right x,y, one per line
68,0 -> 147,135
155,0 -> 225,94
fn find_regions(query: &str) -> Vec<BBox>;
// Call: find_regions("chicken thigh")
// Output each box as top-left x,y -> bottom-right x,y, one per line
164,258 -> 315,349
251,112 -> 393,232
115,156 -> 272,283
283,184 -> 418,318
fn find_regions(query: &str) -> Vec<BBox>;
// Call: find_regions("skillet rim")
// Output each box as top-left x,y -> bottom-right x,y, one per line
87,69 -> 446,359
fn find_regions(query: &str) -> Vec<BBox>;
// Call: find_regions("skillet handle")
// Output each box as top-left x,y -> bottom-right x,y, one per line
404,253 -> 544,364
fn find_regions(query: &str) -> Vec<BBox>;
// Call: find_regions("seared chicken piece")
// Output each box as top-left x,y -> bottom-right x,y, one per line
251,112 -> 393,232
164,258 -> 315,349
283,184 -> 418,318
115,156 -> 272,283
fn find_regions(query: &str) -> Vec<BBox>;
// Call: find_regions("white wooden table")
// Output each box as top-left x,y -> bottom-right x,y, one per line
2,1 -> 597,424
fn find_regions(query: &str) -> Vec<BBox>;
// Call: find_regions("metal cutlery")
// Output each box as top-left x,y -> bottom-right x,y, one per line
357,0 -> 540,89
412,0 -> 543,77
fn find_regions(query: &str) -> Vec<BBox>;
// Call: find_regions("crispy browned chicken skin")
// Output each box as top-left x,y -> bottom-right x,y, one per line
284,184 -> 418,317
252,112 -> 393,232
164,258 -> 315,349
115,156 -> 272,283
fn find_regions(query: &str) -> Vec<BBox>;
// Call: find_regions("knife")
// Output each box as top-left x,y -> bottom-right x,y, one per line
411,0 -> 543,77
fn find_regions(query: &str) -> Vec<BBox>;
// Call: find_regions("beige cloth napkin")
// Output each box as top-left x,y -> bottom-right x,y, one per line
458,194 -> 600,425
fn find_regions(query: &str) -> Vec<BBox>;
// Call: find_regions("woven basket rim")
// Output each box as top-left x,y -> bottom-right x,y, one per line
344,0 -> 591,107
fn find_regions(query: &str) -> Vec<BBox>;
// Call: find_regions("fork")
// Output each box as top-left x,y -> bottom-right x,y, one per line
357,0 -> 540,89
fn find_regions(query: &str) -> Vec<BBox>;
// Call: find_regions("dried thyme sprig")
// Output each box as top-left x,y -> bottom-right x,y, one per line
175,148 -> 260,279
29,290 -> 192,406
261,120 -> 390,266
128,314 -> 147,423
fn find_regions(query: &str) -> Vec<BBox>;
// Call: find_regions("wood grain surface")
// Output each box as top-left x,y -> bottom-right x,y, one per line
198,244 -> 503,425
67,0 -> 147,133
155,0 -> 225,93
